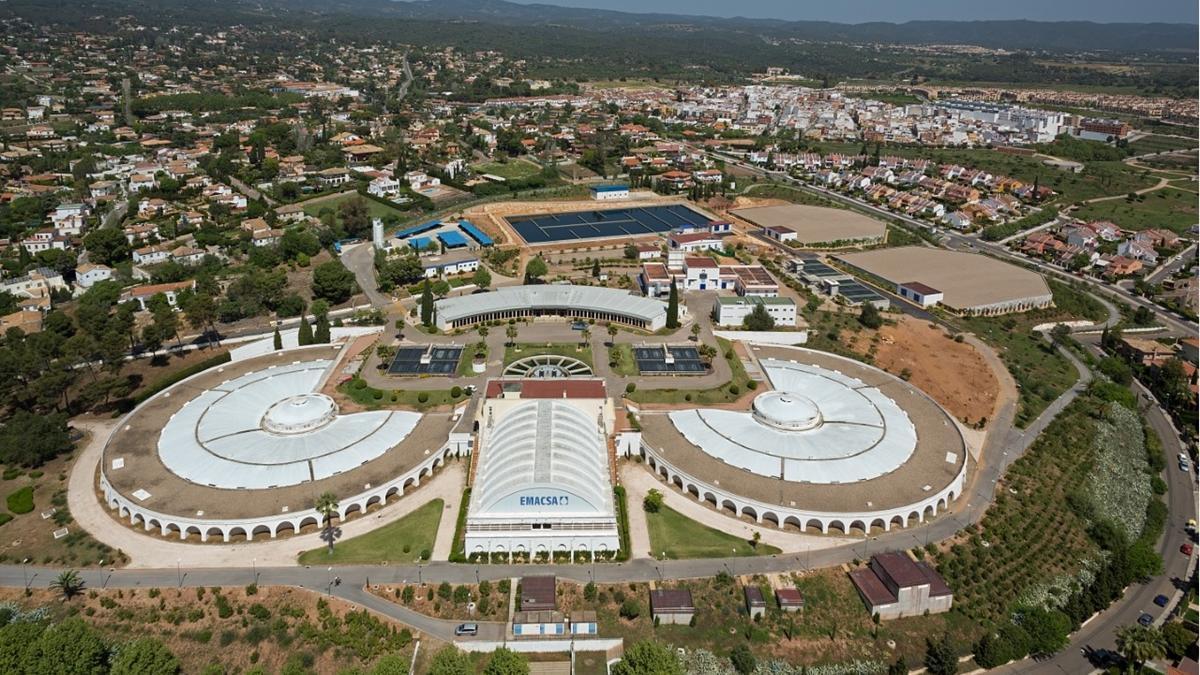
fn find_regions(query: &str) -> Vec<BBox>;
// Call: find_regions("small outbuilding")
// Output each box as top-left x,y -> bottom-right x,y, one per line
775,588 -> 805,613
744,586 -> 766,619
520,576 -> 557,612
650,589 -> 695,625
897,281 -> 944,309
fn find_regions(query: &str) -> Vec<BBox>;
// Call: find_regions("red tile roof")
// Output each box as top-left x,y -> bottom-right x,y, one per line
484,379 -> 606,399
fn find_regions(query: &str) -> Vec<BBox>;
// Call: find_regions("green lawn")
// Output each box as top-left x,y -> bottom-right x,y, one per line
456,343 -> 486,377
473,160 -> 543,180
645,504 -> 781,559
607,343 -> 638,377
300,191 -> 406,224
1072,188 -> 1199,234
503,342 -> 594,369
298,499 -> 443,565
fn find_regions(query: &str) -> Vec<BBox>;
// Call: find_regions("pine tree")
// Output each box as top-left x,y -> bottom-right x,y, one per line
315,314 -> 331,343
666,278 -> 680,329
273,327 -> 282,350
298,317 -> 313,345
420,279 -> 434,327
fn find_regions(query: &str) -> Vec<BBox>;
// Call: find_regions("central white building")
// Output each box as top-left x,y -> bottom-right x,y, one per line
466,380 -> 618,559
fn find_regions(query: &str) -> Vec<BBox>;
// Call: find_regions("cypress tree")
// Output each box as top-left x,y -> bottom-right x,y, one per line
420,279 -> 434,327
273,327 -> 282,350
315,314 -> 331,343
298,317 -> 313,345
666,278 -> 680,329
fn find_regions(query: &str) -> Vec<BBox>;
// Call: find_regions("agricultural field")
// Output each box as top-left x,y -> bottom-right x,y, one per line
1071,187 -> 1199,233
298,499 -> 442,565
645,504 -> 781,559
1128,134 -> 1197,156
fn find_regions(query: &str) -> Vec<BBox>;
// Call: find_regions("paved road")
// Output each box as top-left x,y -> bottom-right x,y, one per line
1147,242 -> 1197,285
341,242 -> 394,309
231,175 -> 276,207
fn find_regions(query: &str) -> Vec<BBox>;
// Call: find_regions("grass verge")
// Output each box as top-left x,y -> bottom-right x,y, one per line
645,504 -> 781,559
297,499 -> 442,565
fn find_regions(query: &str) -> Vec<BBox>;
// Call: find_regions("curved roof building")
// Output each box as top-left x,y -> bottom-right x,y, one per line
434,285 -> 668,331
466,380 -> 618,558
637,346 -> 968,535
667,360 -> 917,484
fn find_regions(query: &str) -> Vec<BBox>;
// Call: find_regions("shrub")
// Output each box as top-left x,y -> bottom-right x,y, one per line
247,603 -> 270,621
418,392 -> 429,404
747,380 -> 758,390
6,487 -> 33,514
0,514 -> 11,527
728,384 -> 739,396
625,383 -> 636,394
450,386 -> 462,398
2,468 -> 20,480
245,583 -> 257,596
619,599 -> 641,619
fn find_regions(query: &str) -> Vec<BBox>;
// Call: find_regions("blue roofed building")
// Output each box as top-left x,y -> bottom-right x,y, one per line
589,184 -> 629,201
438,230 -> 468,249
458,220 -> 493,247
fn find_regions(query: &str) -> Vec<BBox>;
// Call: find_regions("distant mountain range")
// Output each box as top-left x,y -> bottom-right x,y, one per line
309,0 -> 1197,52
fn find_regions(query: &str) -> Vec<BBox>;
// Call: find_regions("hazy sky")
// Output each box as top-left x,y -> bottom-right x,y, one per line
506,0 -> 1199,23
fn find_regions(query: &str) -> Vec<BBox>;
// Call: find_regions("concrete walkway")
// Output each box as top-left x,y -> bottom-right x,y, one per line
69,415 -> 466,569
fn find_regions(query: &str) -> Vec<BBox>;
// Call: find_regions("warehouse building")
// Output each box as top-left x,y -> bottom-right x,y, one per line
836,247 -> 1052,315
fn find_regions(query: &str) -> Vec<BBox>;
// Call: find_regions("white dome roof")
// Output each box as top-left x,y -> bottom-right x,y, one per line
753,392 -> 823,431
262,393 -> 338,434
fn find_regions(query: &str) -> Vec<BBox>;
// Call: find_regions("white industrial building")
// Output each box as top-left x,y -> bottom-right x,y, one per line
434,285 -> 668,331
465,380 -> 618,559
713,296 -> 797,327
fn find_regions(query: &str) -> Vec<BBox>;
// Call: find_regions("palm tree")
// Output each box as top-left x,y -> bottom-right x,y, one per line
1116,624 -> 1166,673
51,570 -> 85,599
606,323 -> 618,346
505,324 -> 518,347
314,491 -> 340,554
580,326 -> 591,347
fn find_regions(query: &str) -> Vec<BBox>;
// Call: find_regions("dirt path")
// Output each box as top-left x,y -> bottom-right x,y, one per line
68,416 -> 466,569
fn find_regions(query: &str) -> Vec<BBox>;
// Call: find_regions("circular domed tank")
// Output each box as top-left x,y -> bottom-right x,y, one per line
751,391 -> 824,432
261,393 -> 338,435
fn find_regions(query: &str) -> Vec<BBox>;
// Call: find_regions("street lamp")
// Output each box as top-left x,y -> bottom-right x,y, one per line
327,567 -> 333,596
252,557 -> 257,583
176,559 -> 182,588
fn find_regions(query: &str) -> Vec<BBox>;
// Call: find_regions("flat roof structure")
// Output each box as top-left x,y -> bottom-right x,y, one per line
638,346 -> 968,533
733,204 -> 887,245
520,576 -> 557,611
388,346 -> 464,375
396,220 -> 440,239
835,247 -> 1052,315
634,345 -> 706,375
437,230 -> 468,248
506,204 -> 710,244
99,347 -> 462,540
434,285 -> 668,331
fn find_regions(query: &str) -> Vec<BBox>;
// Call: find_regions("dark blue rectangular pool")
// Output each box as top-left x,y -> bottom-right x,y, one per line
507,204 -> 710,244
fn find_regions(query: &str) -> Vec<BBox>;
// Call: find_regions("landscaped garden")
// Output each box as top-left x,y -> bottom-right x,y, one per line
297,499 -> 442,565
503,341 -> 594,369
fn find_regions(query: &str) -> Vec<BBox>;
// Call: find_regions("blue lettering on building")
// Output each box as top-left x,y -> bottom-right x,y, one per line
519,495 -> 569,507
